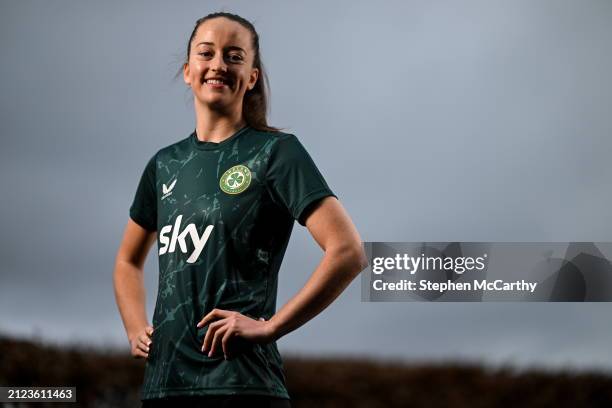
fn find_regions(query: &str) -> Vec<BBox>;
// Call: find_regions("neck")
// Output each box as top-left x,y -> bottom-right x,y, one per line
193,100 -> 246,143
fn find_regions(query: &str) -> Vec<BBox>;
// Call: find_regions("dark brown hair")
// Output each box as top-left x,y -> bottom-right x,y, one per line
176,12 -> 280,132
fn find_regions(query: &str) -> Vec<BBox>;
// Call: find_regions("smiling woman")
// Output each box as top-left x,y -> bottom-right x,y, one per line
178,12 -> 278,134
113,11 -> 367,408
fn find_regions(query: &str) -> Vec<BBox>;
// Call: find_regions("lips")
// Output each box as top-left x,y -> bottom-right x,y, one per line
204,77 -> 232,88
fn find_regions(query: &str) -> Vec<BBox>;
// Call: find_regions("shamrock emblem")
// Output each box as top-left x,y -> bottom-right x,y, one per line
220,164 -> 252,195
228,171 -> 244,187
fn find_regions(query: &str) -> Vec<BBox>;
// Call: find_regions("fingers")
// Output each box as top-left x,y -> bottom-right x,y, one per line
221,328 -> 236,359
196,308 -> 233,329
132,338 -> 149,359
202,318 -> 229,354
133,348 -> 148,359
143,328 -> 153,349
208,324 -> 229,358
132,327 -> 153,359
138,334 -> 151,355
198,310 -> 257,359
140,333 -> 152,349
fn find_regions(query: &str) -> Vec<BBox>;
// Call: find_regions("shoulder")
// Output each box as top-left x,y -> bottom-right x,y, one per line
247,128 -> 297,145
136,133 -> 192,176
249,129 -> 312,156
235,128 -> 305,161
156,132 -> 193,157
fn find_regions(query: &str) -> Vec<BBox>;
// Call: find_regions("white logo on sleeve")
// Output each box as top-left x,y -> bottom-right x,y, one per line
158,214 -> 214,263
161,178 -> 177,200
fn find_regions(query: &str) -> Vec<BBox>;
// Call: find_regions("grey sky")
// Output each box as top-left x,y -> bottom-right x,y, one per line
1,0 -> 611,373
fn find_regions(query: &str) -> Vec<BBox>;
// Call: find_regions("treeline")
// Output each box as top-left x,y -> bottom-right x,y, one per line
1,333 -> 611,407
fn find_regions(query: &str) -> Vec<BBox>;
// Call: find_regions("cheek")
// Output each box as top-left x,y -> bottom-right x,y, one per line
236,73 -> 251,90
189,63 -> 205,80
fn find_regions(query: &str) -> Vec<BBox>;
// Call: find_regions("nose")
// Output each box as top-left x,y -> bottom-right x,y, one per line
210,53 -> 228,73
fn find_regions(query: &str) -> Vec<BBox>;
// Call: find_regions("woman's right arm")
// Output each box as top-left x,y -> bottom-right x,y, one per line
113,218 -> 157,359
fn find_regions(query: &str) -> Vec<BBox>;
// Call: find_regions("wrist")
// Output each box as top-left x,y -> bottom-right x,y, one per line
266,318 -> 282,342
127,331 -> 139,343
127,323 -> 150,343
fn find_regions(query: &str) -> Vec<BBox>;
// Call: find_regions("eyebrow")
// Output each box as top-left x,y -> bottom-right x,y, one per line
196,42 -> 246,53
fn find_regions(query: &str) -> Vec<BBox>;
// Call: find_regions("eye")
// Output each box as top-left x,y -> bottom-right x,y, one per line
228,53 -> 244,62
198,51 -> 212,58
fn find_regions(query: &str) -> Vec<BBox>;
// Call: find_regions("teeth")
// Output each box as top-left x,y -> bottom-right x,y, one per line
206,79 -> 226,85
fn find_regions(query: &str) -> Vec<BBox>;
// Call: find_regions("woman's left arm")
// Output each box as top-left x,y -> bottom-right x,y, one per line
198,196 -> 368,358
267,196 -> 368,341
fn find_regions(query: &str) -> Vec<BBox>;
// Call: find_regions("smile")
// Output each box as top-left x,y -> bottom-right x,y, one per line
205,78 -> 232,89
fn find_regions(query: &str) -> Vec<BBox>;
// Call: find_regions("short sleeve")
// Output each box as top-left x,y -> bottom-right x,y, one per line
129,152 -> 158,232
265,134 -> 337,226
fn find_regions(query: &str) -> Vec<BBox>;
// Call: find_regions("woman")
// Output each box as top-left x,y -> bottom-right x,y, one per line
113,12 -> 367,408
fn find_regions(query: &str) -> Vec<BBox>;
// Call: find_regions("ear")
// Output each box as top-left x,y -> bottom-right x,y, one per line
248,67 -> 259,91
183,63 -> 191,86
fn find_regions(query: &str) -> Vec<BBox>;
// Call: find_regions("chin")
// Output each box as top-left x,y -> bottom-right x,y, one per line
197,94 -> 231,110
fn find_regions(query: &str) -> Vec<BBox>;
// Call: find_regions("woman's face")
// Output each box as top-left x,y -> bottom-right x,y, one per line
183,17 -> 259,112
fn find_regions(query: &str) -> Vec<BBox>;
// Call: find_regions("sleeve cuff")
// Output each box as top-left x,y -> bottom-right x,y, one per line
295,189 -> 338,226
129,212 -> 157,232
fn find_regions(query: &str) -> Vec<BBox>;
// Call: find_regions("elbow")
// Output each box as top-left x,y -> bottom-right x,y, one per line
352,245 -> 369,274
331,242 -> 369,277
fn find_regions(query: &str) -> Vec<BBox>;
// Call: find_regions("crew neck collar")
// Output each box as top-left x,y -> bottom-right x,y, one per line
190,125 -> 250,151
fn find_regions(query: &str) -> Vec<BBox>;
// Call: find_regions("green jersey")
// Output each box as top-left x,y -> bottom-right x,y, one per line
129,125 -> 336,400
